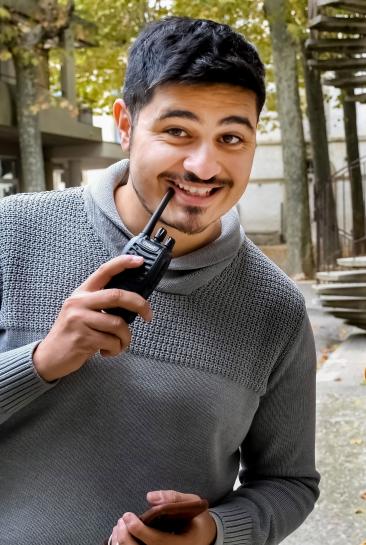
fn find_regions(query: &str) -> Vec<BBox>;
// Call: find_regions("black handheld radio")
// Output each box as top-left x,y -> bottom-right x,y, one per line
104,188 -> 175,324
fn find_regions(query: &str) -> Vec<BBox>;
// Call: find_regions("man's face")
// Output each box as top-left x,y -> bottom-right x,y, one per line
116,83 -> 258,237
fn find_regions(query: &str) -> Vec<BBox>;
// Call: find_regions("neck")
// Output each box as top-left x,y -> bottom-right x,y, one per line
114,183 -> 221,257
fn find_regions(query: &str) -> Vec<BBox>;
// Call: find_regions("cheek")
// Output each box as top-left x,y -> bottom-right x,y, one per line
132,139 -> 184,170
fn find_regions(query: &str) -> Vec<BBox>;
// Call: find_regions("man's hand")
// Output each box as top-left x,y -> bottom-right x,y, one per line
33,255 -> 152,382
110,490 -> 217,545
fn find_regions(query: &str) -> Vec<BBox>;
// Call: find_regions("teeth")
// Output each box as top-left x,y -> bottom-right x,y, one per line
175,182 -> 213,196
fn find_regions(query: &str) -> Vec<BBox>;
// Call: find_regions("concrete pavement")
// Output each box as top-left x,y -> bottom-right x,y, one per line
282,284 -> 366,545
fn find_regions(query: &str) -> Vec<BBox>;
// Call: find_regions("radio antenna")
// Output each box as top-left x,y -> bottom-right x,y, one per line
142,187 -> 175,237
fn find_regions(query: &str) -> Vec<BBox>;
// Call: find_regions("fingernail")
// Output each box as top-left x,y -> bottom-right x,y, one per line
147,491 -> 162,502
130,255 -> 143,261
123,512 -> 133,523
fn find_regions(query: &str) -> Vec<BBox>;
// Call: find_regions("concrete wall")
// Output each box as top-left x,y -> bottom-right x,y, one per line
237,91 -> 366,242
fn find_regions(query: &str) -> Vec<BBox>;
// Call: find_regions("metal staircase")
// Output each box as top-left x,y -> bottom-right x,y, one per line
314,153 -> 366,328
314,256 -> 366,330
307,0 -> 366,101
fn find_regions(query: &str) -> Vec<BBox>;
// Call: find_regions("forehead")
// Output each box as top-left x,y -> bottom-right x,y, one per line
139,83 -> 258,126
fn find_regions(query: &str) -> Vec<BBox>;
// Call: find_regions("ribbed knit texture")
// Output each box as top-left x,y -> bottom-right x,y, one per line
0,163 -> 320,545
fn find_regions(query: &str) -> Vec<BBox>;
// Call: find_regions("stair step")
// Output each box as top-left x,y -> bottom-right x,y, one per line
316,270 -> 366,282
308,57 -> 366,71
345,318 -> 366,329
337,256 -> 366,267
323,307 -> 366,320
317,0 -> 366,13
345,92 -> 366,101
314,283 -> 366,295
323,74 -> 366,87
306,38 -> 366,52
319,295 -> 366,308
309,15 -> 366,33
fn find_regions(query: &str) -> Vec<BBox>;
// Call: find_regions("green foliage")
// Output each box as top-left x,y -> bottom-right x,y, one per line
3,0 -> 311,117
70,0 -> 310,115
0,6 -> 11,21
172,0 -> 272,64
69,0 -> 168,112
0,6 -> 19,57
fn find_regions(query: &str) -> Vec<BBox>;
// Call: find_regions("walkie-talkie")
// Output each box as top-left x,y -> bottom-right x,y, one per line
104,188 -> 175,324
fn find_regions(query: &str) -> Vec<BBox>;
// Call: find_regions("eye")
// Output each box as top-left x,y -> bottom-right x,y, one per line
220,134 -> 243,145
165,128 -> 188,137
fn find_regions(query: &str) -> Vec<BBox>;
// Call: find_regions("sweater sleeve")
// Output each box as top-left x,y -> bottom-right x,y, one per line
0,200 -> 57,425
0,339 -> 57,424
209,311 -> 320,544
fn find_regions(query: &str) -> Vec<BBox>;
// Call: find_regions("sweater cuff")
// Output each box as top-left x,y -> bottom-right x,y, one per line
0,340 -> 56,420
209,503 -> 253,544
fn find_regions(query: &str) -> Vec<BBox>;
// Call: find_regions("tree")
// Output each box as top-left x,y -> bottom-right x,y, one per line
302,50 -> 340,268
262,0 -> 314,277
0,0 -> 73,192
68,0 -> 167,113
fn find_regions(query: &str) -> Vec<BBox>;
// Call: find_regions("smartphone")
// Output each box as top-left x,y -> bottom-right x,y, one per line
139,498 -> 209,533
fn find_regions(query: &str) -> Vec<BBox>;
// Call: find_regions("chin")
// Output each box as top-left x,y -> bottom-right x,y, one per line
166,215 -> 215,236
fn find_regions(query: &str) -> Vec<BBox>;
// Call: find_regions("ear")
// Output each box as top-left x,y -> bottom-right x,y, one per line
113,99 -> 132,151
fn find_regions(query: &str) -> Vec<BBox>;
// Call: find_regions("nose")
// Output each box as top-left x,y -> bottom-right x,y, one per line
183,144 -> 222,181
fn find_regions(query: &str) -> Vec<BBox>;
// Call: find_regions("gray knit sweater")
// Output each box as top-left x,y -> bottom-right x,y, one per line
0,160 -> 319,545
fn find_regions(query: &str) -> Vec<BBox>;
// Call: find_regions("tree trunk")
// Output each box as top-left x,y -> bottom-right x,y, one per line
342,90 -> 366,254
263,0 -> 314,278
302,46 -> 340,269
13,53 -> 46,193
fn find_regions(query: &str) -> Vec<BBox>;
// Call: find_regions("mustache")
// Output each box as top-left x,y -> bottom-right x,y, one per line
161,171 -> 233,188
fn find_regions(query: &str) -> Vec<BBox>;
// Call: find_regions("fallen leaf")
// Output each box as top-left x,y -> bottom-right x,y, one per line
355,508 -> 365,514
361,491 -> 366,501
351,438 -> 364,446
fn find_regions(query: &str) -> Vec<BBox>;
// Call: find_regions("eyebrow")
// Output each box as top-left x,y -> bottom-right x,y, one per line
157,109 -> 255,133
219,115 -> 255,133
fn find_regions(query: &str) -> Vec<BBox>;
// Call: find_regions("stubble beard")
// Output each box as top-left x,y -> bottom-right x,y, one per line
130,176 -> 212,236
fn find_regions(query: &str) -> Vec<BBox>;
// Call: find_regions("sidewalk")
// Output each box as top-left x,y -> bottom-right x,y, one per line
282,333 -> 366,545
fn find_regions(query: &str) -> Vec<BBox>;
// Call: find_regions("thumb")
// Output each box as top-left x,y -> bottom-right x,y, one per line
146,490 -> 201,505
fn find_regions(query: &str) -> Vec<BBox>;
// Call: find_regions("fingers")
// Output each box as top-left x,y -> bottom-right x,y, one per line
80,255 -> 144,292
112,516 -> 142,545
90,330 -> 128,358
66,289 -> 153,322
118,513 -> 161,545
146,490 -> 201,505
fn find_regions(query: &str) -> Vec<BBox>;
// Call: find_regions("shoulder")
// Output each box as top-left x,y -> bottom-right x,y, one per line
0,187 -> 85,233
237,236 -> 305,310
209,235 -> 306,347
0,187 -> 84,217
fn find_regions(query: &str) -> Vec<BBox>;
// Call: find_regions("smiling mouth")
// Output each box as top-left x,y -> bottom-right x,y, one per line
168,179 -> 222,197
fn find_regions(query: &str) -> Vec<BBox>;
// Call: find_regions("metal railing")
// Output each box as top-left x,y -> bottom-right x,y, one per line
327,155 -> 366,266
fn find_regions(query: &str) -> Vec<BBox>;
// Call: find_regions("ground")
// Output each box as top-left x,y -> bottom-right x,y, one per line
281,282 -> 366,545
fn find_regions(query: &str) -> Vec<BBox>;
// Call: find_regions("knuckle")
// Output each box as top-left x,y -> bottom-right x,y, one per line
171,490 -> 180,502
111,316 -> 123,329
141,299 -> 149,312
109,288 -> 123,303
65,307 -> 83,325
137,297 -> 149,313
164,490 -> 178,502
62,297 -> 75,311
128,520 -> 140,533
98,262 -> 109,274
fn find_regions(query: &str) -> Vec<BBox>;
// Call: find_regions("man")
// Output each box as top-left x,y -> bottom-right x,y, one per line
0,16 -> 319,545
